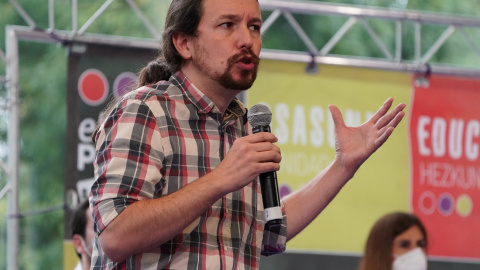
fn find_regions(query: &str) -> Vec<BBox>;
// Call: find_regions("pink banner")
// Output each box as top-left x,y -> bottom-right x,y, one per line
410,74 -> 480,259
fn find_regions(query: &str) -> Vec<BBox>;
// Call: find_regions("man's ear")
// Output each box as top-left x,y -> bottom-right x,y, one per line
72,234 -> 84,254
172,32 -> 193,60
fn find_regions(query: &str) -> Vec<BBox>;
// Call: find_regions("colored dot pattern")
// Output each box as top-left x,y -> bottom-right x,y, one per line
77,69 -> 109,106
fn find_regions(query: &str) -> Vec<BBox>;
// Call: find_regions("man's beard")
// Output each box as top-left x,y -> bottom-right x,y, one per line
218,49 -> 260,90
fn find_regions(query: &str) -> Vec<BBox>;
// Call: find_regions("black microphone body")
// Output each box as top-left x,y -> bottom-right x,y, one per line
248,105 -> 283,227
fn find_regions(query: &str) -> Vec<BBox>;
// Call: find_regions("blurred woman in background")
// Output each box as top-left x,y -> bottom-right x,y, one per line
358,212 -> 428,270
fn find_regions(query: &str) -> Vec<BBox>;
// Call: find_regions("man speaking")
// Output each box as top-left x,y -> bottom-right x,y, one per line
89,0 -> 406,268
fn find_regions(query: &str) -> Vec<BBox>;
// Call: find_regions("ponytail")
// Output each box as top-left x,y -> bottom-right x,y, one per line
137,56 -> 172,87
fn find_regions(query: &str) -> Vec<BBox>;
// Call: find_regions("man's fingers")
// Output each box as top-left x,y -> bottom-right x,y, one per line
375,127 -> 395,148
375,111 -> 405,146
375,103 -> 406,130
369,97 -> 395,124
329,104 -> 345,129
243,132 -> 278,143
250,141 -> 282,155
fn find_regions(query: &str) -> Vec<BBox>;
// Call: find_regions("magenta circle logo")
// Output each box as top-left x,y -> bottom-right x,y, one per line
279,184 -> 291,198
113,72 -> 138,98
77,69 -> 109,106
438,193 -> 454,216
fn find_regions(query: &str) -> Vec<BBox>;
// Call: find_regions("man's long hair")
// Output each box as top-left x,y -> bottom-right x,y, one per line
92,0 -> 205,143
139,0 -> 203,85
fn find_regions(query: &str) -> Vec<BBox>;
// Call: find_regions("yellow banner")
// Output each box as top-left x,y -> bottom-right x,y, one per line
247,60 -> 412,252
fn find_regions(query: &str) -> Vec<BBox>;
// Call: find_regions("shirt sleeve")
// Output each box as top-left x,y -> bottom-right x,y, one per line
261,202 -> 287,256
90,98 -> 165,236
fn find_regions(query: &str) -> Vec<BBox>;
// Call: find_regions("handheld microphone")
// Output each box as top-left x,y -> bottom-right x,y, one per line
247,104 -> 282,227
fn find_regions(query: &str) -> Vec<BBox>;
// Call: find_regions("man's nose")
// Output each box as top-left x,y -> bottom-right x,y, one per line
237,25 -> 255,49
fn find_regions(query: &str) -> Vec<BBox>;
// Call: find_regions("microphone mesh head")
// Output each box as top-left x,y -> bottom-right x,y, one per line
247,104 -> 272,126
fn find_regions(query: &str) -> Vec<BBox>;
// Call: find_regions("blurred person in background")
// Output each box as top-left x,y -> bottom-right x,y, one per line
358,212 -> 428,270
71,200 -> 94,270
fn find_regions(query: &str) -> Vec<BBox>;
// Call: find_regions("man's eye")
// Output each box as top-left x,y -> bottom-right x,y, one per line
221,22 -> 233,28
250,25 -> 261,32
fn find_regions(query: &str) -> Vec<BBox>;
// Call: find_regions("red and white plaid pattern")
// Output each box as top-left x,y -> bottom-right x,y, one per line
90,71 -> 286,269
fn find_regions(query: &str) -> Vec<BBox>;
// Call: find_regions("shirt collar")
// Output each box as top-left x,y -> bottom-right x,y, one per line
170,71 -> 247,123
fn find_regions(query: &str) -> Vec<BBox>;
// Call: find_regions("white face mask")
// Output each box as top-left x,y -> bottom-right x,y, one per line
392,247 -> 427,270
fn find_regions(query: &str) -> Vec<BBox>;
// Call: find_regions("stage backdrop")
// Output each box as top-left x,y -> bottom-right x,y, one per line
410,74 -> 480,259
64,42 -> 156,269
247,61 -> 412,253
64,42 -> 480,269
249,60 -> 480,269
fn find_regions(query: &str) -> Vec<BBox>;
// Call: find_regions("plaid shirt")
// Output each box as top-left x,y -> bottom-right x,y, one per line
90,71 -> 287,269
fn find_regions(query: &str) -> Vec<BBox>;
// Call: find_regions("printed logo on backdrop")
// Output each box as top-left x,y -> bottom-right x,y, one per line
113,72 -> 138,98
76,69 -> 139,201
78,69 -> 109,106
410,74 -> 480,259
65,43 -> 157,268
